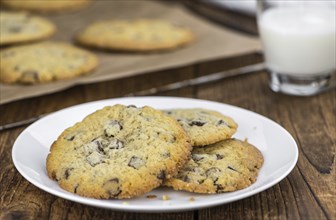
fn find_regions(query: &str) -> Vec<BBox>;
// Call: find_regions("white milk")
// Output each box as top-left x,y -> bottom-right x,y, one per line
259,8 -> 336,76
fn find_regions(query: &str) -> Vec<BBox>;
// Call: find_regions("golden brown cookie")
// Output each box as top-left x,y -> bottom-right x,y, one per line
164,139 -> 264,194
46,104 -> 192,199
164,108 -> 237,146
76,19 -> 195,52
0,11 -> 55,45
0,41 -> 98,84
1,0 -> 91,13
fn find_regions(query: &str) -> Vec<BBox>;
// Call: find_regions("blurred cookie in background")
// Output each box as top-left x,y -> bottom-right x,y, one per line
0,11 -> 55,46
76,19 -> 195,52
1,0 -> 91,13
0,41 -> 98,84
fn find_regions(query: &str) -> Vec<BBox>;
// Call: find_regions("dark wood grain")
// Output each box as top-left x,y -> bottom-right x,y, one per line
194,62 -> 335,220
0,53 -> 335,220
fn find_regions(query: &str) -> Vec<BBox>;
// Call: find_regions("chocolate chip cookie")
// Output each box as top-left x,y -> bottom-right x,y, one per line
164,108 -> 237,146
76,19 -> 195,52
164,139 -> 264,193
0,11 -> 55,45
46,104 -> 192,199
1,0 -> 91,13
0,41 -> 98,84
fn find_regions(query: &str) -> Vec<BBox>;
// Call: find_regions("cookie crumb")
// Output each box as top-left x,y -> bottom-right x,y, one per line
162,195 -> 170,201
122,202 -> 129,205
244,137 -> 248,142
189,197 -> 195,202
146,195 -> 157,199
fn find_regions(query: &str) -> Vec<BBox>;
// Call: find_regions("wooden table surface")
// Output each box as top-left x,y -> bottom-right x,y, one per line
1,52 -> 335,220
0,5 -> 335,219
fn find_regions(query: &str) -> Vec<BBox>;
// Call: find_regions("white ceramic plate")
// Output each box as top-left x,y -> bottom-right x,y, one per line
12,97 -> 298,212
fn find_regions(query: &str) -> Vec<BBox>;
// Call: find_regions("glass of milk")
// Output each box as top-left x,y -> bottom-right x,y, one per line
257,0 -> 336,96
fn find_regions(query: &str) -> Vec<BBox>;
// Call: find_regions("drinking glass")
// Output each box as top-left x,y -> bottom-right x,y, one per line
257,0 -> 336,96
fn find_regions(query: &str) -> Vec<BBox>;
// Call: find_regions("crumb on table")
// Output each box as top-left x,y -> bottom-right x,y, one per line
162,195 -> 170,201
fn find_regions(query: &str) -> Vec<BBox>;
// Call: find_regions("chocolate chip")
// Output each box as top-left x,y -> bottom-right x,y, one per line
198,179 -> 205,184
128,156 -> 145,169
20,70 -> 39,83
189,121 -> 206,126
218,120 -> 229,127
216,154 -> 224,160
74,185 -> 79,193
99,138 -> 110,146
64,134 -> 76,141
216,184 -> 224,192
104,120 -> 123,137
109,178 -> 119,183
205,167 -> 221,181
127,105 -> 137,108
165,111 -> 172,115
86,151 -> 104,167
107,139 -> 124,150
189,167 -> 202,173
157,170 -> 166,180
103,178 -> 121,197
182,175 -> 190,182
64,168 -> 74,179
227,166 -> 239,172
206,167 -> 221,174
92,139 -> 104,153
83,138 -> 108,155
192,154 -> 204,162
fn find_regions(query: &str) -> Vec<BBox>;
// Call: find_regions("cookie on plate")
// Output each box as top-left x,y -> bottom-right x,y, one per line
0,41 -> 98,84
1,0 -> 91,13
76,19 -> 195,52
164,108 -> 237,146
46,104 -> 192,199
0,11 -> 55,45
164,139 -> 264,194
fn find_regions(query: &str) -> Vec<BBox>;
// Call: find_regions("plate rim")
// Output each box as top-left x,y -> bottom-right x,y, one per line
12,96 -> 299,212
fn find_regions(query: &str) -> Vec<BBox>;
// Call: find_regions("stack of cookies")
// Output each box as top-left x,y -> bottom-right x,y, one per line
46,104 -> 264,199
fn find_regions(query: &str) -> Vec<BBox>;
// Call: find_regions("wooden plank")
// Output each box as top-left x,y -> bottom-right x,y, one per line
194,65 -> 335,219
0,54 -> 334,219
